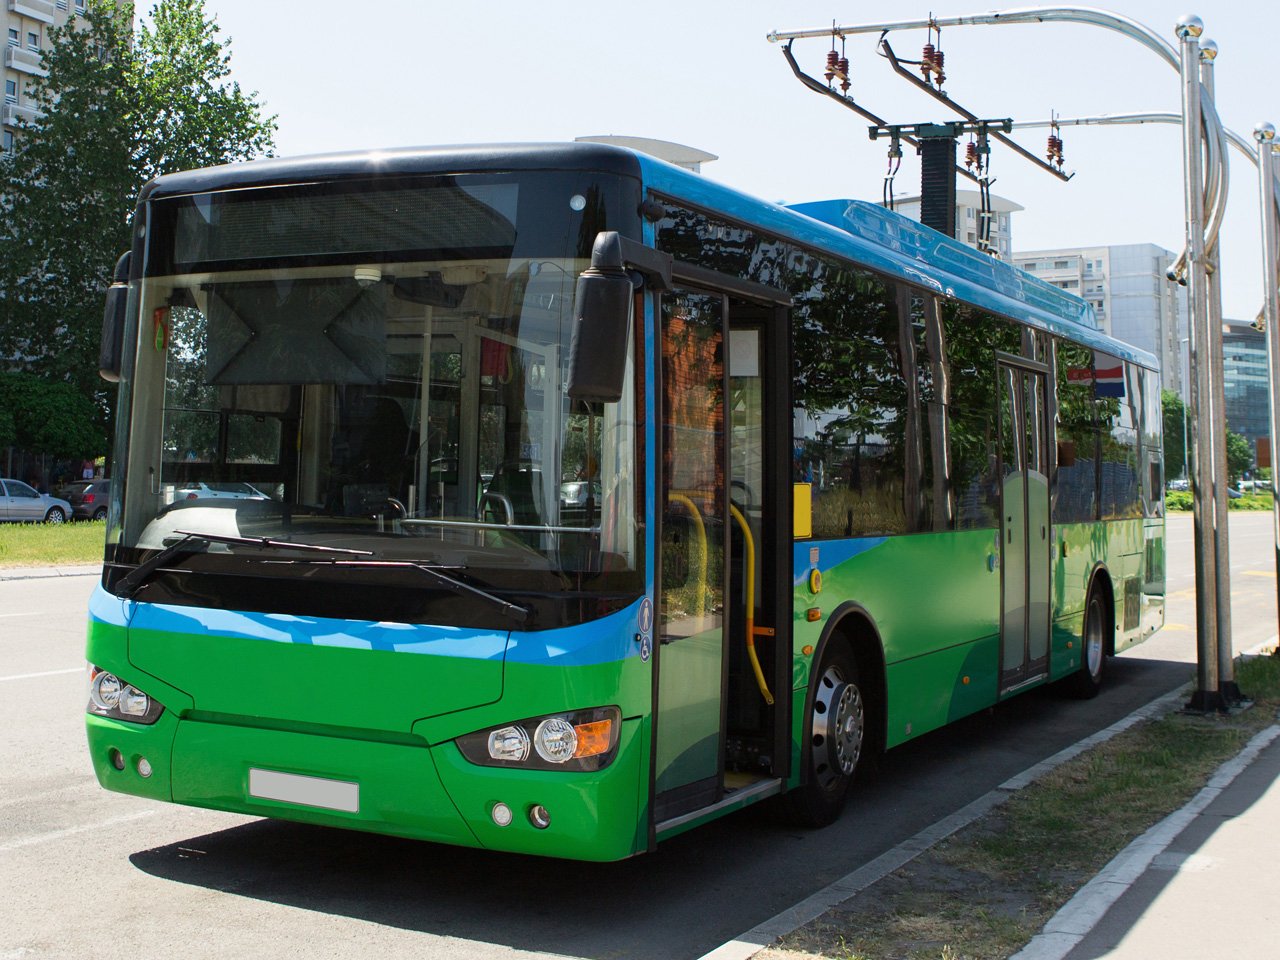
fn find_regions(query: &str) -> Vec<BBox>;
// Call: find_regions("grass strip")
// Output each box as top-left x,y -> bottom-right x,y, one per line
762,655 -> 1280,960
0,521 -> 107,568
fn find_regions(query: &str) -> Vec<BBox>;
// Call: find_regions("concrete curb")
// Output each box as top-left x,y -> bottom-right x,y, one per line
0,564 -> 102,581
1010,723 -> 1280,960
696,684 -> 1192,960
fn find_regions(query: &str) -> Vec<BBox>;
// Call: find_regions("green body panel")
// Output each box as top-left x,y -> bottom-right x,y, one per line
87,602 -> 652,860
432,721 -> 645,861
883,633 -> 1001,746
654,625 -> 723,795
128,625 -> 504,732
789,516 -> 1162,754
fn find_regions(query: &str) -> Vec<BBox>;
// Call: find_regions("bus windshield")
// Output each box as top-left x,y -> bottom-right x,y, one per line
109,172 -> 642,626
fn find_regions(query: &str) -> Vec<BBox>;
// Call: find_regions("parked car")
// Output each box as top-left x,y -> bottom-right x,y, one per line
173,481 -> 272,502
61,479 -> 112,521
0,478 -> 72,524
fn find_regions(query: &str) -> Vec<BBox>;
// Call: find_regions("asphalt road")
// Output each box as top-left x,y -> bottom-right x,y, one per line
1,512 -> 1272,960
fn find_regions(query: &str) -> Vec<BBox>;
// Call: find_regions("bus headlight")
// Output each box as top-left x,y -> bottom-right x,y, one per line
456,706 -> 621,772
86,666 -> 165,725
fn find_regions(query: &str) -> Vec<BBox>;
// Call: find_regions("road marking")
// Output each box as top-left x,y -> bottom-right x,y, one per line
0,612 -> 40,618
1161,623 -> 1191,631
0,667 -> 82,683
1241,570 -> 1275,578
0,810 -> 156,853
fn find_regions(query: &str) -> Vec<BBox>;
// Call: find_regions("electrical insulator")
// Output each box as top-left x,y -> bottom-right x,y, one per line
1047,134 -> 1064,165
965,141 -> 979,168
920,43 -> 935,80
933,49 -> 945,86
838,56 -> 850,92
825,50 -> 838,82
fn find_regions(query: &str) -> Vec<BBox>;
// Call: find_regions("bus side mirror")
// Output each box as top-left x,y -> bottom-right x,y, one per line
99,251 -> 131,383
567,234 -> 634,403
567,232 -> 672,403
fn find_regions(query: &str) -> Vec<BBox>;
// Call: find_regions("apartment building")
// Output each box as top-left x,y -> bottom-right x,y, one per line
3,0 -> 88,155
1221,319 -> 1270,457
1013,243 -> 1188,399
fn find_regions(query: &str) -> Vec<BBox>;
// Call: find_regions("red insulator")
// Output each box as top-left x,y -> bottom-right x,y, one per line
933,49 -> 945,85
965,141 -> 979,168
825,50 -> 838,82
921,43 -> 935,79
838,56 -> 850,92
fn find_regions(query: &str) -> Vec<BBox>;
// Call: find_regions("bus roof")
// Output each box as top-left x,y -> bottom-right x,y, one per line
632,152 -> 1160,370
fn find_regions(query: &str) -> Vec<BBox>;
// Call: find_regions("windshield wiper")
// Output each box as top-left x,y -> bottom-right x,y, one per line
116,530 -> 374,599
315,559 -> 531,626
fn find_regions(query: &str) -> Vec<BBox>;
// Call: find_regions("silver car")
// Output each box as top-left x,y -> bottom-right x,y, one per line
0,479 -> 72,523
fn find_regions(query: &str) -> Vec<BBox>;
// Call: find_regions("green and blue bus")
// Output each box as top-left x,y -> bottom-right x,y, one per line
86,142 -> 1164,860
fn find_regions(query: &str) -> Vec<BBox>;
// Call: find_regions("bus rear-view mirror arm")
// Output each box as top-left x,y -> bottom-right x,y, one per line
567,231 -> 672,402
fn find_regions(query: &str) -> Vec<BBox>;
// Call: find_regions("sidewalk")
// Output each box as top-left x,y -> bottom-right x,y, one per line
0,563 -> 101,581
1016,721 -> 1280,960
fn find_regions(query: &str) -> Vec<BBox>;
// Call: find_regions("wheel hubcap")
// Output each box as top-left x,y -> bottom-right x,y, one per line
1086,600 -> 1104,676
811,665 -> 864,789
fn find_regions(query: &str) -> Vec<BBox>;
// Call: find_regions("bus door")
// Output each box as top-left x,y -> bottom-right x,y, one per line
998,358 -> 1052,692
654,272 -> 790,828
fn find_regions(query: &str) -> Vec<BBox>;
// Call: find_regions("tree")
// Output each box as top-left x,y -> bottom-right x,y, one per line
1226,430 -> 1253,483
0,0 -> 275,457
0,371 -> 106,458
1162,389 -> 1186,482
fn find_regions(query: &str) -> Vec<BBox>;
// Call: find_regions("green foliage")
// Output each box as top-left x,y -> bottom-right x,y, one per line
0,0 -> 275,451
1162,389 -> 1186,482
1226,429 -> 1253,482
0,371 -> 106,457
1165,490 -> 1192,511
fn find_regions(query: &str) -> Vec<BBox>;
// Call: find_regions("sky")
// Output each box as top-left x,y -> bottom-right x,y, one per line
194,0 -> 1277,322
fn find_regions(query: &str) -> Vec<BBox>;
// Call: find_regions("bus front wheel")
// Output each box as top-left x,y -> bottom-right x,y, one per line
787,643 -> 864,827
1068,588 -> 1108,699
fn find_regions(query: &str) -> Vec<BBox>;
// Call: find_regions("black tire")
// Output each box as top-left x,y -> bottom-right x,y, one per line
785,641 -> 866,827
92,507 -> 107,521
44,507 -> 66,524
1067,588 -> 1108,699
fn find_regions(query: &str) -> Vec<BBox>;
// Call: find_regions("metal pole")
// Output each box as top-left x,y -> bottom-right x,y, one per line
1200,43 -> 1240,702
1256,123 -> 1280,650
1178,16 -> 1222,711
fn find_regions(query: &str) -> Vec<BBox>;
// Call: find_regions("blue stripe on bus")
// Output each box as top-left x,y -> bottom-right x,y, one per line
90,586 -> 647,667
793,538 -> 888,586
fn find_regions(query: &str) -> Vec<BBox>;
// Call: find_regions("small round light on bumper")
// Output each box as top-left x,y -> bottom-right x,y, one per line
528,805 -> 551,830
137,757 -> 153,778
491,802 -> 513,827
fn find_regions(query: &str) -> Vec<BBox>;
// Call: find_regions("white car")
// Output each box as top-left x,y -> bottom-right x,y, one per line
0,478 -> 72,523
173,481 -> 272,502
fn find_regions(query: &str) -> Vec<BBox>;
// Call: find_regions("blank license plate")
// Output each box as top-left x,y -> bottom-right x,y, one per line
248,768 -> 359,813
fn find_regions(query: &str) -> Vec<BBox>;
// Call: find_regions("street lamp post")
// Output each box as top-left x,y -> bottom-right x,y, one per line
1255,123 -> 1280,642
1178,15 -> 1223,711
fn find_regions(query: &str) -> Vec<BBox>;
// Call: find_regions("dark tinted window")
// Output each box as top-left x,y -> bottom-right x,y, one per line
1054,340 -> 1099,524
1098,355 -> 1141,520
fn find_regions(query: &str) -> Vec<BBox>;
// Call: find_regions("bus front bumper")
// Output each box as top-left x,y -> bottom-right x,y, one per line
85,712 -> 644,861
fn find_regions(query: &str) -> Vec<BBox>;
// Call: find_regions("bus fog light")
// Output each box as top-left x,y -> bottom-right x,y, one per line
137,757 -> 153,778
528,804 -> 551,829
90,671 -> 123,712
491,802 -> 513,827
487,726 -> 530,762
118,685 -> 150,717
534,718 -> 578,763
109,748 -> 125,771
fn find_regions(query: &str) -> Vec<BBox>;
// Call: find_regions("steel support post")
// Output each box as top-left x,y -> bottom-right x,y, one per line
1178,17 -> 1223,712
1200,46 -> 1241,702
1256,124 -> 1280,650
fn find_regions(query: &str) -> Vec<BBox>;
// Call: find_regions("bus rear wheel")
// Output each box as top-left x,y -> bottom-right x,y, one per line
787,643 -> 864,827
1068,588 -> 1108,699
